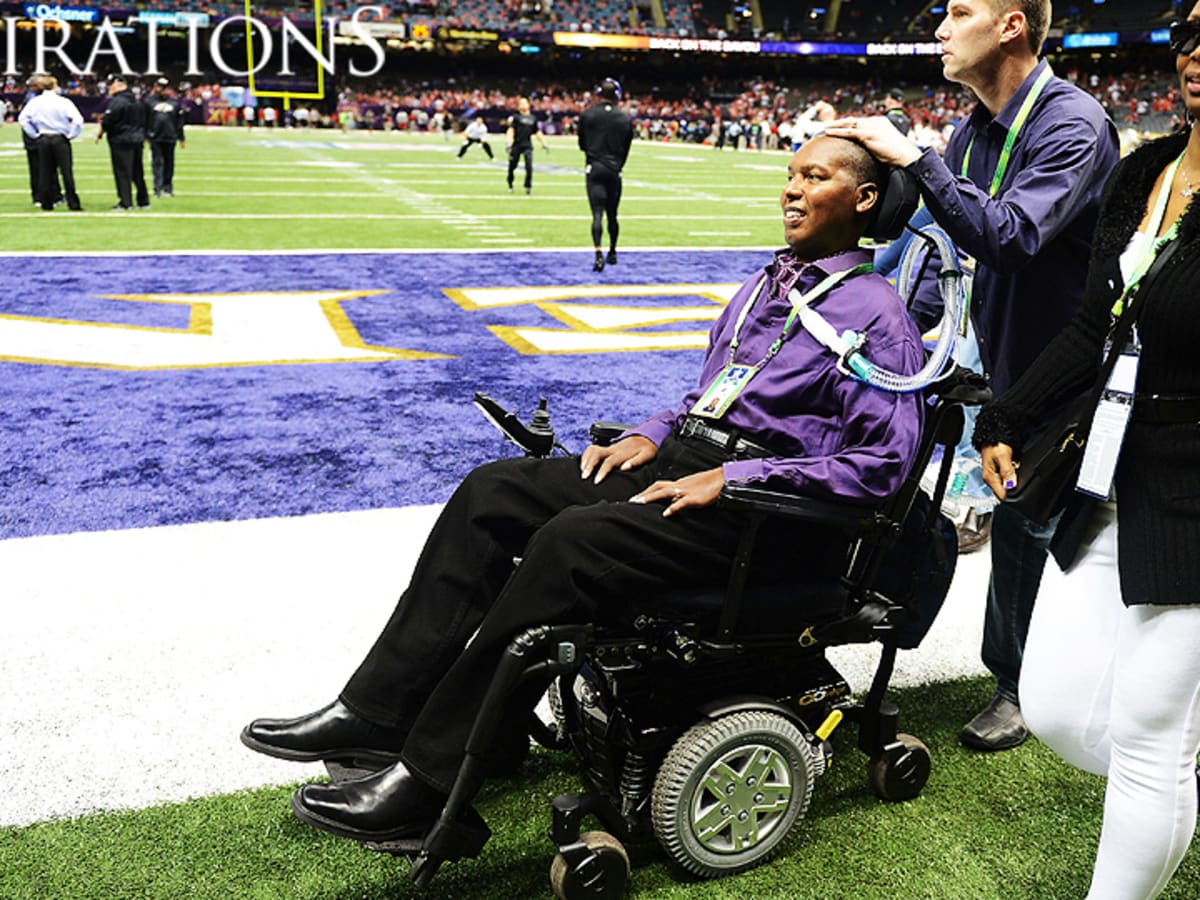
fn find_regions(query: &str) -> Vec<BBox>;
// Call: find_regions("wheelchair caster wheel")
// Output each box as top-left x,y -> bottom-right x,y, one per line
549,831 -> 630,900
868,733 -> 931,802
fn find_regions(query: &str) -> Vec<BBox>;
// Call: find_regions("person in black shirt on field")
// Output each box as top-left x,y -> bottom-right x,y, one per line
97,74 -> 150,210
577,78 -> 633,272
505,96 -> 548,194
145,77 -> 187,197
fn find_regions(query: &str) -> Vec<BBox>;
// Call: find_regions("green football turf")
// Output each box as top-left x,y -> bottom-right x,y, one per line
3,676 -> 1199,899
0,126 -> 789,252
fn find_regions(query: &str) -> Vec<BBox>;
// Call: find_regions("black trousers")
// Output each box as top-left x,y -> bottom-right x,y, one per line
26,137 -> 60,205
109,142 -> 149,209
586,164 -> 622,249
36,134 -> 79,210
507,146 -> 533,189
341,437 -> 842,792
457,137 -> 493,159
150,141 -> 176,194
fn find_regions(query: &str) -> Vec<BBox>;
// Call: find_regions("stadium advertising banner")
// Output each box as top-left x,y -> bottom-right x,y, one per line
20,2 -> 98,21
557,32 -> 941,56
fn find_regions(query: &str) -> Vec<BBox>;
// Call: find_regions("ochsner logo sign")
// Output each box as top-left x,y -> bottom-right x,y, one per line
23,4 -> 99,22
3,5 -> 388,77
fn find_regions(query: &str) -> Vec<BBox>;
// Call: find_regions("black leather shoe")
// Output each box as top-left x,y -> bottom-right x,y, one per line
240,699 -> 406,767
960,693 -> 1029,751
592,254 -> 605,272
291,761 -> 447,842
606,249 -> 618,265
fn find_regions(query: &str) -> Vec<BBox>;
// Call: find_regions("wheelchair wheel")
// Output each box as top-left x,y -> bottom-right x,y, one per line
549,830 -> 630,900
868,733 -> 931,802
651,710 -> 816,878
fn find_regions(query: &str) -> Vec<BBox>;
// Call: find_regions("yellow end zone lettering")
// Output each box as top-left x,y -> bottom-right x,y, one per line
446,283 -> 740,355
0,290 -> 450,370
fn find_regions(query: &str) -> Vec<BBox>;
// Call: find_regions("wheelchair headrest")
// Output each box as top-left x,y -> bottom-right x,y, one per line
863,166 -> 920,243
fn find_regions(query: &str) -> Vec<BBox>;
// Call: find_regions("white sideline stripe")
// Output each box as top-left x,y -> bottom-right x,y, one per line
0,508 -> 990,827
0,506 -> 438,828
0,212 -> 780,221
0,246 -> 777,258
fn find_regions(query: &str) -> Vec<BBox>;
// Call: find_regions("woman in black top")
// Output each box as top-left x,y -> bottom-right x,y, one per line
975,9 -> 1200,896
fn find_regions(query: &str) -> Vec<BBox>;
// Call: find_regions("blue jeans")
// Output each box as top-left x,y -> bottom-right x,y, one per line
983,503 -> 1059,703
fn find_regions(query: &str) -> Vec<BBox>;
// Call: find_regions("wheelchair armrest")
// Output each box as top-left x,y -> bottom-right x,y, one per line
718,484 -> 879,533
588,421 -> 637,446
930,364 -> 992,406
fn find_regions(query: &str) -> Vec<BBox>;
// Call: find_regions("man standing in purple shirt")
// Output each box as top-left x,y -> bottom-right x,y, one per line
240,135 -> 926,844
826,0 -> 1119,751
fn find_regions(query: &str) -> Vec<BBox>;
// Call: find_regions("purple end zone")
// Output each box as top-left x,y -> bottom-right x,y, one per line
0,250 -> 768,539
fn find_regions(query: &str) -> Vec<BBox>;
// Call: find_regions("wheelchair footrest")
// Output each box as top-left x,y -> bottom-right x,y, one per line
399,806 -> 492,888
367,806 -> 490,862
325,760 -> 387,783
364,836 -> 424,857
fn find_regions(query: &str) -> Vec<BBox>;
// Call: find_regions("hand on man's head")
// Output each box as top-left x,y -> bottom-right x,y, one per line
824,117 -> 923,168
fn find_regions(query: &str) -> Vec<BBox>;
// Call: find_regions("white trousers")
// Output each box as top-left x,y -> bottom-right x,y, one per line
1022,503 -> 1200,900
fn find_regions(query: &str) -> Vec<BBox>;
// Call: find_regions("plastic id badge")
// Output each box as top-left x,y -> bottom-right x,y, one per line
691,364 -> 758,419
1076,351 -> 1139,499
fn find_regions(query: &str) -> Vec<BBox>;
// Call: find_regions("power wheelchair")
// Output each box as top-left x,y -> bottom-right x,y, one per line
339,389 -> 988,899
334,171 -> 988,897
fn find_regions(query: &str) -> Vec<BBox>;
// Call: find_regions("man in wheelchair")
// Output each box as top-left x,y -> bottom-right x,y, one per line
241,134 -> 927,848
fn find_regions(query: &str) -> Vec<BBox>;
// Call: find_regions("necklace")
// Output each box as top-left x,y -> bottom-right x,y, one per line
1179,158 -> 1199,200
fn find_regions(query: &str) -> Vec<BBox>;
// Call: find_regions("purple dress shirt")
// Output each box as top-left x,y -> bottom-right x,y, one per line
626,248 -> 927,503
907,59 -> 1119,394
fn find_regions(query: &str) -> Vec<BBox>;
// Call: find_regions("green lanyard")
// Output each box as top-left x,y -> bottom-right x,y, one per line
730,262 -> 873,368
1110,152 -> 1185,318
961,64 -> 1054,197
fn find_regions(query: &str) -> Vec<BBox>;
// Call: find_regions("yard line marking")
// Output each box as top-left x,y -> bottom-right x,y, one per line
0,212 -> 779,221
0,245 -> 775,257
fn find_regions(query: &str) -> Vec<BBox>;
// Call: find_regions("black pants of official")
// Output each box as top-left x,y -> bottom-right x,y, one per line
457,137 -> 493,159
26,138 -> 60,205
109,142 -> 149,209
150,141 -> 176,194
507,146 -> 533,190
340,437 -> 843,792
586,163 -> 622,250
36,134 -> 80,210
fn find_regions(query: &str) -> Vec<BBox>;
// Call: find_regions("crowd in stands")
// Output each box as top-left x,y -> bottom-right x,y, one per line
3,58 -> 1185,142
189,62 -> 1178,144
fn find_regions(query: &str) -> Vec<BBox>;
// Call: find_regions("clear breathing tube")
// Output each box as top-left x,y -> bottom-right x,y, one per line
793,225 -> 967,393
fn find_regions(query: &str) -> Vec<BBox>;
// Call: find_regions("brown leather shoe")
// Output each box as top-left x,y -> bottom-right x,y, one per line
957,510 -> 993,554
960,693 -> 1029,751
